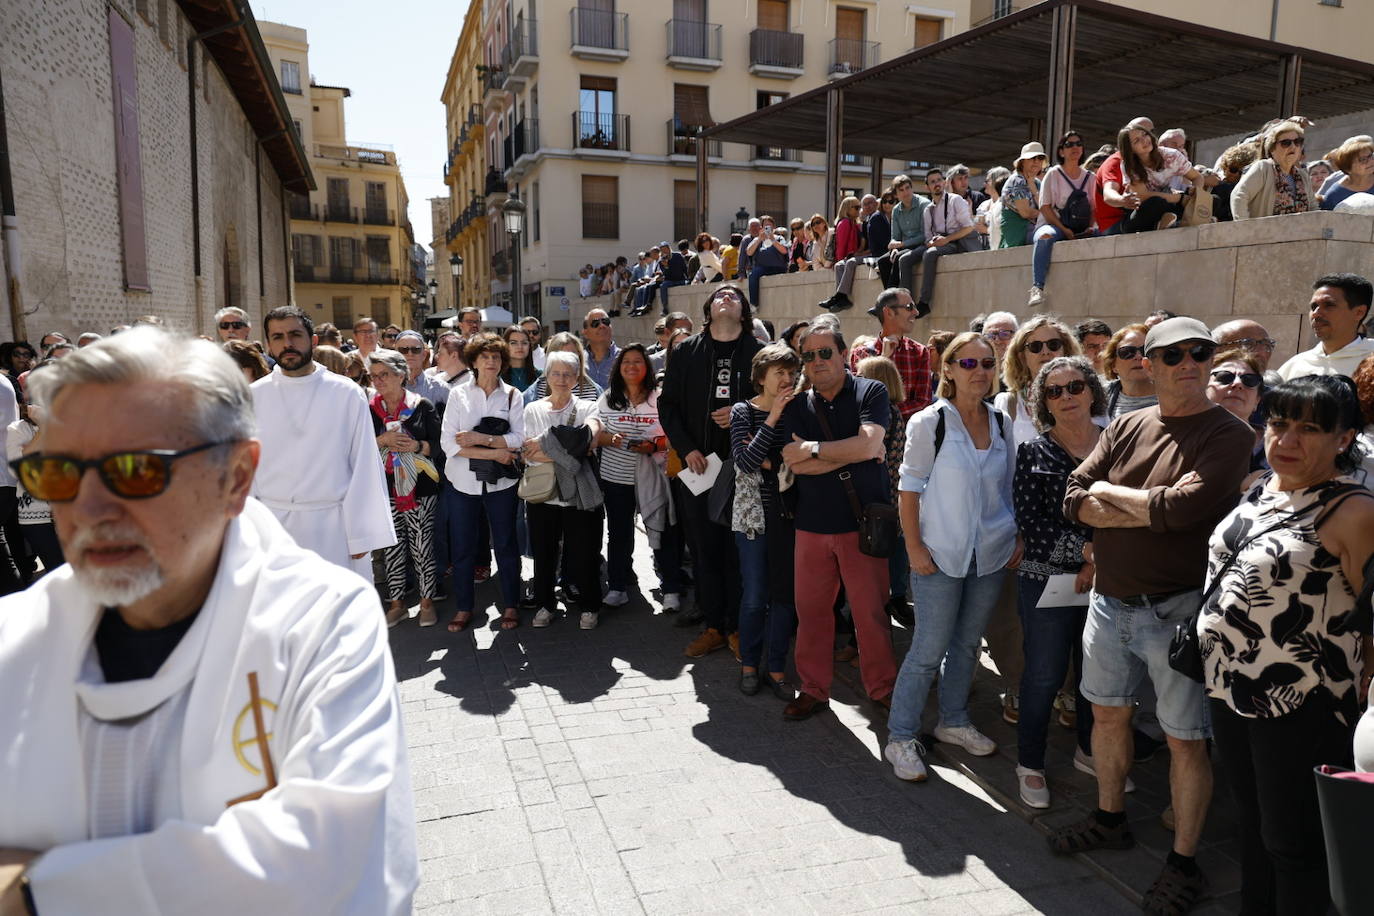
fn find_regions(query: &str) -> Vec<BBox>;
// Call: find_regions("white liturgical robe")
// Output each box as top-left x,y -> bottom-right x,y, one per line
251,361 -> 396,575
0,499 -> 418,914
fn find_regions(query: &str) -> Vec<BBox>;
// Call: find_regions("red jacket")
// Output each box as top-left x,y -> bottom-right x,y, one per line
834,217 -> 861,261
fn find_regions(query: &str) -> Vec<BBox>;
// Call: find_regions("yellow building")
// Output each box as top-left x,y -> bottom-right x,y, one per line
260,21 -> 418,332
439,1 -> 492,322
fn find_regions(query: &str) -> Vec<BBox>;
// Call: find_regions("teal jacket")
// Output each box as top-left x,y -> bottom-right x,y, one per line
890,196 -> 931,249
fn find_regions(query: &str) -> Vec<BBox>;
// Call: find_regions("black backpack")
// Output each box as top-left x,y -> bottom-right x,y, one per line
1057,170 -> 1093,234
932,404 -> 1005,458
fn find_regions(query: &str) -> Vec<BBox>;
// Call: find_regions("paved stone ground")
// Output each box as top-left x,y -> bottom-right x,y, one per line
386,539 -> 1242,915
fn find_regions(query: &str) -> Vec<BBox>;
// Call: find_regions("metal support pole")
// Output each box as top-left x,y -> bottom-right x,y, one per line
1044,4 -> 1077,152
1278,54 -> 1302,119
869,156 -> 884,196
824,89 -> 843,219
695,137 -> 708,237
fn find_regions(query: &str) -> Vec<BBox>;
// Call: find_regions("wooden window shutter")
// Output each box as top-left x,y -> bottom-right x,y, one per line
758,0 -> 788,31
673,84 -> 711,128
581,175 -> 619,239
108,9 -> 150,291
755,185 -> 787,225
914,17 -> 942,48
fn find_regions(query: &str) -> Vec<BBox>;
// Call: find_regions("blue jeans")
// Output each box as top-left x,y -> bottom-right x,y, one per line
1031,224 -> 1064,288
446,485 -> 521,612
747,264 -> 786,310
734,515 -> 797,673
600,480 -> 637,592
888,557 -> 1007,742
658,278 -> 686,312
888,533 -> 909,601
1016,575 -> 1093,769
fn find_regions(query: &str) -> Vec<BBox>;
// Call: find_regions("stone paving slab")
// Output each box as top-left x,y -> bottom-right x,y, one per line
386,542 -> 1240,914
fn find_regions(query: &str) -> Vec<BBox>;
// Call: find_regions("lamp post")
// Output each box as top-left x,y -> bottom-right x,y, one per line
731,205 -> 750,234
449,253 -> 463,316
502,191 -> 528,321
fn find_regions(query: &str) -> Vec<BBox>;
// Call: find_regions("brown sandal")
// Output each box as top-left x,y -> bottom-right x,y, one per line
1045,813 -> 1134,855
499,608 -> 520,630
447,611 -> 473,633
1142,861 -> 1209,915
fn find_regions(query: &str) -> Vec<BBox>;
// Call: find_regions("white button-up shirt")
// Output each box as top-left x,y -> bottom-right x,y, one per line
440,377 -> 526,495
922,192 -> 974,240
1276,336 -> 1374,381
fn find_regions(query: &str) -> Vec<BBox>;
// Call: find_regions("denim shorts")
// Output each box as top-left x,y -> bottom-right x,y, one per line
1080,588 -> 1209,741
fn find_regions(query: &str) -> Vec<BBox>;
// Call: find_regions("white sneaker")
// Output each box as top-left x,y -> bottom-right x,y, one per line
661,592 -> 681,612
1073,747 -> 1136,793
532,608 -> 555,628
933,723 -> 998,757
884,739 -> 929,782
1016,765 -> 1051,809
602,590 -> 629,608
579,611 -> 599,630
1027,286 -> 1046,308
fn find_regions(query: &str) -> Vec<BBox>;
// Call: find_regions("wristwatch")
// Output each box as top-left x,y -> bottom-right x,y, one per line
809,441 -> 821,460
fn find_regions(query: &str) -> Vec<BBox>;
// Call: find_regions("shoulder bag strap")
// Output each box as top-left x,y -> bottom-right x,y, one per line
812,391 -> 867,525
1201,493 -> 1350,607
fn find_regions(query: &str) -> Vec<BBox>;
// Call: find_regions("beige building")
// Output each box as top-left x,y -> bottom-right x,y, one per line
439,1 -> 493,323
260,21 -> 418,333
0,0 -> 308,340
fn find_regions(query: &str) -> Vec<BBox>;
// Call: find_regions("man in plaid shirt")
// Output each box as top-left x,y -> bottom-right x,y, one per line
847,288 -> 934,419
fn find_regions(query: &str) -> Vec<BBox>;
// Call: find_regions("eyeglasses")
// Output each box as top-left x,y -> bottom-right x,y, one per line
889,303 -> 916,313
1153,342 -> 1216,366
1061,140 -> 1084,148
396,346 -> 425,355
368,371 -> 393,383
382,333 -> 399,341
11,441 -> 232,502
1357,153 -> 1374,165
955,357 -> 998,371
1226,336 -> 1276,351
1210,369 -> 1262,389
219,321 -> 248,330
984,329 -> 1014,341
1025,338 -> 1065,354
1275,137 -> 1305,149
1115,345 -> 1144,361
586,318 -> 612,328
1045,379 -> 1088,400
801,347 -> 834,363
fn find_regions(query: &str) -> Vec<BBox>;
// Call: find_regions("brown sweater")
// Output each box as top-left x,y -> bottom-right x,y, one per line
1064,404 -> 1254,598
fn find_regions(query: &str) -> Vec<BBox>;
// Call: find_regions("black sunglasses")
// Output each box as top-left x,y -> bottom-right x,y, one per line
1275,137 -> 1305,149
585,318 -> 612,328
1025,339 -> 1065,354
801,347 -> 835,363
1210,369 -> 1262,389
1153,342 -> 1216,366
11,441 -> 232,503
1115,345 -> 1144,361
396,346 -> 425,355
219,321 -> 248,330
1045,379 -> 1087,400
382,333 -> 399,340
1060,140 -> 1084,149
955,357 -> 998,371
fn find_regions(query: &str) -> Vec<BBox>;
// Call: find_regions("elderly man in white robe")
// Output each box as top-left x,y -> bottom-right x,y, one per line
252,306 -> 395,577
0,328 -> 417,914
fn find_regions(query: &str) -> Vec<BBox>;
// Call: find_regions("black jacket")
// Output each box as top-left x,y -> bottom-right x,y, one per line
659,328 -> 763,461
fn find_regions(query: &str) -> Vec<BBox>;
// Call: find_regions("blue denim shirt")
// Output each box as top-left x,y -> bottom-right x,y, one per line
899,398 -> 1017,577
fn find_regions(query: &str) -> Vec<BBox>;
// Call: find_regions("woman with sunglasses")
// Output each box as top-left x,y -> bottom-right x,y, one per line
1028,131 -> 1096,309
1232,120 -> 1314,220
885,333 -> 1022,783
1010,356 -> 1106,808
1102,323 -> 1156,418
1205,348 -> 1267,471
995,316 -> 1083,447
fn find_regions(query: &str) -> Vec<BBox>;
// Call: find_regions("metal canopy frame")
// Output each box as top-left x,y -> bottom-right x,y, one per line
694,0 -> 1374,229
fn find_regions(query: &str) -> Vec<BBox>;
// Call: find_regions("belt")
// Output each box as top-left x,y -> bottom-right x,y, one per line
1117,589 -> 1192,608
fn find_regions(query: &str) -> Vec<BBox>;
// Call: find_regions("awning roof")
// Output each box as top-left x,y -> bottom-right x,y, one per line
177,0 -> 315,191
704,0 -> 1374,169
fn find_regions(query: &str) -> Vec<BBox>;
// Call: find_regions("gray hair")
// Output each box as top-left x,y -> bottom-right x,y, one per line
28,327 -> 255,443
214,306 -> 249,325
872,287 -> 912,318
947,163 -> 971,178
984,310 -> 1019,329
366,348 -> 410,383
798,317 -> 847,353
1159,128 -> 1187,146
544,351 -> 579,375
1028,356 -> 1107,432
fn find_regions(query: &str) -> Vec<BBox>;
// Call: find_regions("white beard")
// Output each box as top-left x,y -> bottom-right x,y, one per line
71,562 -> 166,609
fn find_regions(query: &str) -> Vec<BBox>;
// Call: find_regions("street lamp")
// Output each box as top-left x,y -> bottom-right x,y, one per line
449,253 -> 463,316
502,191 -> 528,320
731,205 -> 750,234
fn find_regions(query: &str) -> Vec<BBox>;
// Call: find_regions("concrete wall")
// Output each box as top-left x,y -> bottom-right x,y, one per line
1,0 -> 292,340
582,211 -> 1374,366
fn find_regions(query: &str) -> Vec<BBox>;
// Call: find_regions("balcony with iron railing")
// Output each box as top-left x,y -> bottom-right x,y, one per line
666,120 -> 720,159
972,2 -> 1021,28
666,19 -> 721,69
364,207 -> 395,226
841,152 -> 874,170
574,111 -> 631,154
484,168 -> 509,201
328,266 -> 400,285
751,146 -> 802,168
749,28 -> 804,78
506,20 -> 539,80
828,38 -> 880,77
293,263 -> 319,283
570,8 -> 628,61
325,204 -> 359,224
504,119 -> 540,178
315,143 -> 395,166
481,67 -> 509,113
288,194 -> 314,220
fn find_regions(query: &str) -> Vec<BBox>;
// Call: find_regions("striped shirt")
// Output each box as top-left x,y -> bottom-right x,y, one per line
594,389 -> 662,485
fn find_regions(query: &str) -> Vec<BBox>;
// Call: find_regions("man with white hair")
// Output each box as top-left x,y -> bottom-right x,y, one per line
213,307 -> 251,342
0,329 -> 417,913
76,332 -> 102,348
252,307 -> 395,577
981,310 -> 1020,367
395,330 -> 448,406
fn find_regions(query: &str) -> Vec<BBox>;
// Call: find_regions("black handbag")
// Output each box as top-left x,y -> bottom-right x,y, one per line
813,394 -> 899,559
707,457 -> 735,527
1168,484 -> 1366,683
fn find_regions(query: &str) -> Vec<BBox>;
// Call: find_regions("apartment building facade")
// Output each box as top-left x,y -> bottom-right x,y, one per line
260,21 -> 417,332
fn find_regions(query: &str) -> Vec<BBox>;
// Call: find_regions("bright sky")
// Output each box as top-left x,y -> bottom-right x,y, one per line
250,0 -> 468,257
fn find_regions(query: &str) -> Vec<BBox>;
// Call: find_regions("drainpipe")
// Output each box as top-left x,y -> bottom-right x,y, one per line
1270,0 -> 1280,41
187,15 -> 245,281
0,68 -> 25,341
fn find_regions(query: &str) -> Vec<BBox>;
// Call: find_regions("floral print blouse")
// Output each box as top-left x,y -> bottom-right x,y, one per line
1012,434 -> 1091,581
